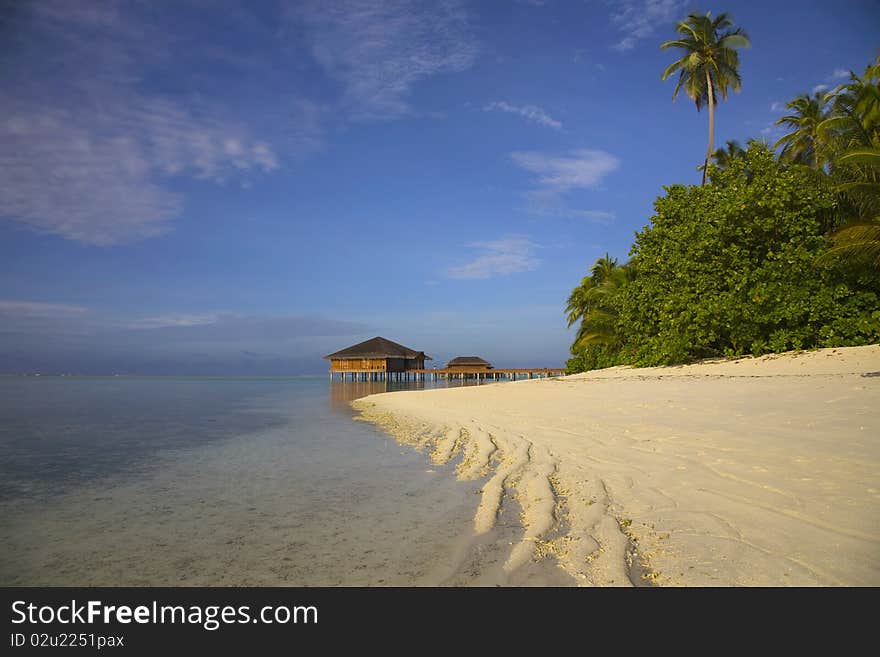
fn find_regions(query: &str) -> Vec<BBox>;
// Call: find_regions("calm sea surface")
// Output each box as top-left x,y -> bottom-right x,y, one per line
0,377 -> 572,586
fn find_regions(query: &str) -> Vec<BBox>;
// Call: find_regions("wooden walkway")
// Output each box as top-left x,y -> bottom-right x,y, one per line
331,368 -> 565,381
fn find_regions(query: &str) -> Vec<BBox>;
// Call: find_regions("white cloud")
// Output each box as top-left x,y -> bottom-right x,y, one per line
770,101 -> 785,112
0,300 -> 88,317
609,0 -> 687,52
118,315 -> 221,330
760,123 -> 783,143
0,95 -> 284,245
483,102 -> 562,129
0,302 -> 370,343
118,314 -> 371,340
447,236 -> 540,280
812,84 -> 830,95
0,2 -> 320,246
0,299 -> 94,337
832,68 -> 851,80
566,210 -> 616,222
510,149 -> 619,194
291,0 -> 477,120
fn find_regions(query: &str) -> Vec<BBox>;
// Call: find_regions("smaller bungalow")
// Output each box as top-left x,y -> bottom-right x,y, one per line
446,356 -> 493,372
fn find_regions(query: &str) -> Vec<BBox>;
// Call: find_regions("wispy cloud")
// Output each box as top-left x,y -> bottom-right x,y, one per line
117,314 -> 370,340
565,210 -> 616,222
291,0 -> 477,120
0,299 -> 95,338
510,149 -> 620,203
0,300 -> 88,317
0,303 -> 372,374
0,97 -> 288,245
447,236 -> 540,280
0,300 -> 368,343
0,2 -> 318,246
609,0 -> 687,52
760,122 -> 783,144
483,102 -> 562,129
772,67 -> 855,120
117,315 -> 222,330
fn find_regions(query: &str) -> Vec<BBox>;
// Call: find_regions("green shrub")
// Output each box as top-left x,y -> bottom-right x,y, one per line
565,344 -> 620,373
566,143 -> 880,372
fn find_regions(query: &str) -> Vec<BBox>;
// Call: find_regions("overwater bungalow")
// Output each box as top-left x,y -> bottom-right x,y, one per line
446,356 -> 493,372
325,336 -> 431,380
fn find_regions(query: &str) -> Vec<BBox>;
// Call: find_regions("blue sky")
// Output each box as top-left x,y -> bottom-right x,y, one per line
1,0 -> 878,374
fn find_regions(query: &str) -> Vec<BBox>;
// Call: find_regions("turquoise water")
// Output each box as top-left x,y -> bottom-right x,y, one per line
0,377 -> 572,585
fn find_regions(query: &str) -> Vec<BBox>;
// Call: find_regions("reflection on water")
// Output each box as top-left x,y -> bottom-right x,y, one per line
327,377 -> 485,411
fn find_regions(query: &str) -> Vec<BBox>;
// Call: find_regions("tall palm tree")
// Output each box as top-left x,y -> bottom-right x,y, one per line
774,92 -> 831,168
661,12 -> 750,185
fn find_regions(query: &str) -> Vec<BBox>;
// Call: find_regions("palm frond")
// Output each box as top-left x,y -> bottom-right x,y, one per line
718,33 -> 750,49
660,58 -> 685,81
815,221 -> 880,268
834,181 -> 880,194
836,148 -> 880,166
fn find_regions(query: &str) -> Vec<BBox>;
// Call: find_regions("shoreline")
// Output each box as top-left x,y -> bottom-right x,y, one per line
353,345 -> 880,586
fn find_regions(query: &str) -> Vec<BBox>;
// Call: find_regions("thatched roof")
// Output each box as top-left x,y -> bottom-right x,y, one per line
324,336 -> 432,360
446,356 -> 492,367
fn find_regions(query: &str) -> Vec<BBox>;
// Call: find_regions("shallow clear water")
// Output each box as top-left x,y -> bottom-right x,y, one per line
0,377 -> 573,586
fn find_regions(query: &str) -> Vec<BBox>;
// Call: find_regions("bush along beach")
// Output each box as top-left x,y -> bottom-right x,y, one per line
566,41 -> 880,373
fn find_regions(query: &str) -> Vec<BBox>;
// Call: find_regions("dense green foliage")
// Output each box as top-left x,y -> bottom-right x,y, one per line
566,49 -> 880,374
566,146 -> 880,372
618,146 -> 879,365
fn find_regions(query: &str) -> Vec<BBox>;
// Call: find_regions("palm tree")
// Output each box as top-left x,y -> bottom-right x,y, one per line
698,139 -> 745,174
818,59 -> 880,242
817,148 -> 880,269
712,139 -> 745,168
774,92 -> 831,168
565,254 -> 616,324
565,254 -> 629,349
818,221 -> 880,269
819,56 -> 880,154
661,12 -> 751,185
834,147 -> 880,216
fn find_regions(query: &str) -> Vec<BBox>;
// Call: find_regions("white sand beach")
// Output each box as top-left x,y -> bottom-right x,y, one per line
353,345 -> 880,586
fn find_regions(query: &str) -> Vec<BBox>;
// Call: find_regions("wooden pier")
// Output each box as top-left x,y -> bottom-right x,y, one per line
325,336 -> 565,383
330,367 -> 565,382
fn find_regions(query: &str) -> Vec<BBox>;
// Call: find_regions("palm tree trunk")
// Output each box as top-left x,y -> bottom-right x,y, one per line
702,69 -> 715,186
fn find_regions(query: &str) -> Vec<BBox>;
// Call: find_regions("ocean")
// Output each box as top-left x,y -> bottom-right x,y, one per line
0,376 -> 572,586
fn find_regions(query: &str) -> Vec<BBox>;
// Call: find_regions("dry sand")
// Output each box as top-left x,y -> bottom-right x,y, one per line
352,345 -> 880,586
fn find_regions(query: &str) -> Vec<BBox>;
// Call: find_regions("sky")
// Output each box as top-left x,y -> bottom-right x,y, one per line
1,0 -> 878,375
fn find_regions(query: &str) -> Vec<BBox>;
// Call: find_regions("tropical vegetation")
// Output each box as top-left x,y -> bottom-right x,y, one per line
565,33 -> 880,373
